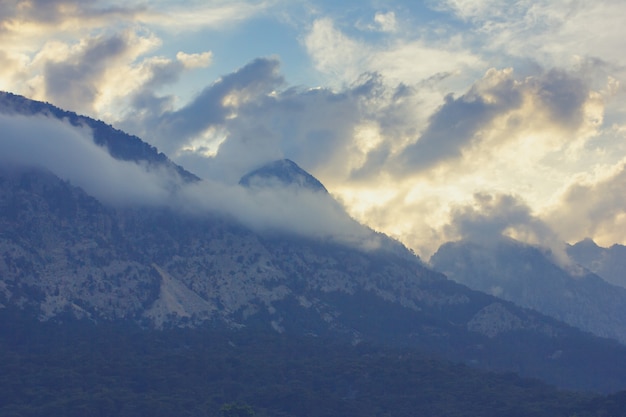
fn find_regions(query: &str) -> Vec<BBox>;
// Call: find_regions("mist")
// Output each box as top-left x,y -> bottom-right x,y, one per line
0,112 -> 380,250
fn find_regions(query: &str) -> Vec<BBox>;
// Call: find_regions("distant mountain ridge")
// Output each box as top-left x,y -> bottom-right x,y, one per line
568,238 -> 626,288
430,238 -> 626,344
3,93 -> 626,392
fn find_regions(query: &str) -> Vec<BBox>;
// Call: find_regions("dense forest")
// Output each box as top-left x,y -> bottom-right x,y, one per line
1,308 -> 625,417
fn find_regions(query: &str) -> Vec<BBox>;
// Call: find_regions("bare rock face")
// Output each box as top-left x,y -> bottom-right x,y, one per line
143,264 -> 216,328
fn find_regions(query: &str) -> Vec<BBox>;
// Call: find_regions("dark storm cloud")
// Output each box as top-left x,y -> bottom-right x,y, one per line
43,32 -> 132,112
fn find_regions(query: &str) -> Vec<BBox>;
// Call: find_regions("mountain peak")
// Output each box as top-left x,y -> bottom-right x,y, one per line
238,159 -> 328,193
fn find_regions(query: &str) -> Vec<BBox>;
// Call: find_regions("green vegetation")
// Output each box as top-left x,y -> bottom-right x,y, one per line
0,308 -> 623,417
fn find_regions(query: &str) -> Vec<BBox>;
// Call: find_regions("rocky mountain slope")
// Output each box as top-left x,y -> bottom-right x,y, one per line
3,92 -> 626,392
430,238 -> 626,344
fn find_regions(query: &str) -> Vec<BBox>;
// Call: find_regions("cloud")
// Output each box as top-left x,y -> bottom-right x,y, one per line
392,69 -> 523,174
2,0 -> 625,261
0,112 -> 176,205
443,192 -> 571,266
0,0 -> 143,31
134,51 -> 213,93
47,48 -> 599,264
546,160 -> 626,247
304,16 -> 482,89
169,70 -> 408,185
373,11 -> 398,33
304,18 -> 367,84
0,0 -> 265,119
0,50 -> 29,90
445,193 -> 547,242
0,0 -> 266,38
118,58 -> 603,261
531,69 -> 590,129
121,57 -> 284,161
176,51 -> 213,69
41,32 -> 138,113
138,0 -> 271,31
18,28 -> 165,116
356,67 -> 593,178
0,111 -> 380,250
179,181 -> 381,250
437,0 -> 626,73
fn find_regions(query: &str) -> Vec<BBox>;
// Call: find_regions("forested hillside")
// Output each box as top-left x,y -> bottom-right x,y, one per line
1,308 -> 624,417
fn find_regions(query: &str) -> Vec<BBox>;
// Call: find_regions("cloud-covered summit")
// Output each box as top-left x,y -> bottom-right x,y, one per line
0,97 -> 380,251
1,0 -> 626,258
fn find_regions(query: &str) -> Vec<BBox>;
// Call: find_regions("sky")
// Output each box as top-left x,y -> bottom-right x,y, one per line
2,0 -> 626,259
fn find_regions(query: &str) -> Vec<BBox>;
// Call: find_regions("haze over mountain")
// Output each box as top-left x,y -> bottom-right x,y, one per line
430,237 -> 626,344
4,93 -> 626,395
567,238 -> 626,289
0,92 -> 379,249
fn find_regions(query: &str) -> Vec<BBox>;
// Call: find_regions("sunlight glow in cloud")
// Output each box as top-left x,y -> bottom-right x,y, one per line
2,0 -> 626,259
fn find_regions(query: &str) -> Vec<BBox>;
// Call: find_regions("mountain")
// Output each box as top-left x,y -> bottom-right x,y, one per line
4,93 -> 626,393
568,238 -> 626,288
430,238 -> 626,344
239,158 -> 328,192
0,91 -> 198,182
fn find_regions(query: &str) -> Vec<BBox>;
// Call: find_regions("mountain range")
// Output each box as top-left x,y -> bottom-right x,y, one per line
567,238 -> 626,288
3,91 -> 626,400
430,238 -> 626,344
